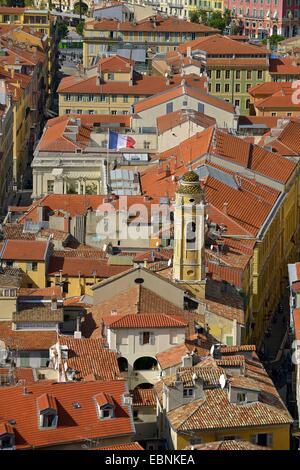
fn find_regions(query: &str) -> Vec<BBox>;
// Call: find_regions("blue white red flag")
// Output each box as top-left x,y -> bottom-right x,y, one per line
108,131 -> 136,150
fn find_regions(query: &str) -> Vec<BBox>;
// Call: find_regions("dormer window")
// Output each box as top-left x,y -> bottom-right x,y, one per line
37,393 -> 58,429
0,423 -> 15,449
183,388 -> 194,398
94,392 -> 115,419
237,392 -> 247,404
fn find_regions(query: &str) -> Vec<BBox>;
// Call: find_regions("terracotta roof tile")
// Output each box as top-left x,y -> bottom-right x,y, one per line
157,109 -> 216,134
132,388 -> 156,407
178,34 -> 270,55
0,381 -> 134,449
56,335 -> 122,381
97,55 -> 134,72
211,129 -> 296,184
103,313 -> 187,329
87,15 -> 219,33
57,72 -> 203,97
48,255 -> 130,278
134,84 -> 234,113
0,239 -> 49,261
93,442 -> 144,450
0,321 -> 57,350
186,440 -> 270,450
269,57 -> 300,75
167,386 -> 292,432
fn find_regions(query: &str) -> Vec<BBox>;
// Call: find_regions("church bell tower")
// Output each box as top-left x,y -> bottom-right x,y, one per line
173,171 -> 206,292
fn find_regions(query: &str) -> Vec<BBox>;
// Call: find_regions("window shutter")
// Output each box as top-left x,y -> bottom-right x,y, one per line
139,332 -> 143,345
198,103 -> 204,113
150,332 -> 155,345
266,434 -> 273,447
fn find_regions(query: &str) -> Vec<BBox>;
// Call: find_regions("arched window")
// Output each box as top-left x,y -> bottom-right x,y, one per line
186,221 -> 197,250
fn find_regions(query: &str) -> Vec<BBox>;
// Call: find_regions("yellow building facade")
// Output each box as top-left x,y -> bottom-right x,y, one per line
173,424 -> 291,450
173,171 -> 206,298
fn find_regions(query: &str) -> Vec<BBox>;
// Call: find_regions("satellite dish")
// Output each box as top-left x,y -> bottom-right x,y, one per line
210,345 -> 214,356
167,259 -> 172,267
219,374 -> 226,389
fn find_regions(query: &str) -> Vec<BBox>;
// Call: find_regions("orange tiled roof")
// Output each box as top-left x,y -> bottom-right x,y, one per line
94,442 -> 144,450
37,393 -> 57,411
211,129 -> 296,184
255,88 -> 300,110
269,57 -> 300,75
37,116 -> 91,153
207,57 -> 268,68
134,83 -> 234,114
248,81 -> 291,97
186,440 -> 270,450
82,283 -> 198,338
178,34 -> 270,56
48,255 -> 131,278
57,71 -> 204,96
57,335 -> 122,381
0,321 -> 57,350
293,308 -> 300,342
0,239 -> 49,261
0,381 -> 134,449
97,55 -> 134,73
270,120 -> 300,155
18,286 -> 62,298
132,388 -> 156,407
46,113 -> 131,128
165,363 -> 292,432
103,313 -> 187,329
219,345 -> 256,354
0,7 -> 25,13
18,194 -> 162,224
156,109 -> 215,134
87,15 -> 219,33
156,337 -> 211,370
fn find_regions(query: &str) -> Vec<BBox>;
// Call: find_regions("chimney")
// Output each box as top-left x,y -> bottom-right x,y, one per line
144,259 -> 148,268
181,353 -> 193,368
223,202 -> 228,215
37,204 -> 44,223
11,68 -> 14,79
187,46 -> 192,58
51,297 -> 57,311
63,215 -> 70,233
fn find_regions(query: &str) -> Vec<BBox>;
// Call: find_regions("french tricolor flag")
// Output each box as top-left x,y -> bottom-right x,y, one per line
108,130 -> 136,150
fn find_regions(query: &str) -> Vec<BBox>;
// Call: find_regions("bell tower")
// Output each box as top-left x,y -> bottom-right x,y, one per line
173,171 -> 206,293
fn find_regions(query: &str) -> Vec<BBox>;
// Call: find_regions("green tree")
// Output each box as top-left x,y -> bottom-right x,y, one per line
58,21 -> 69,40
224,8 -> 232,27
189,9 -> 208,24
73,2 -> 88,16
207,12 -> 226,32
262,34 -> 285,47
76,21 -> 84,36
189,9 -> 200,23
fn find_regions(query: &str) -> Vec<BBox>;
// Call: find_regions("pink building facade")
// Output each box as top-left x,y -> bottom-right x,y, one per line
225,0 -> 300,39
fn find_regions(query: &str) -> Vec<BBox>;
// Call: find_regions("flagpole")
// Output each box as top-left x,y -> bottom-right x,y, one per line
106,127 -> 110,195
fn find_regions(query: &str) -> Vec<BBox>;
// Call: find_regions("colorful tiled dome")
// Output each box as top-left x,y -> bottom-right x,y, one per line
177,171 -> 203,196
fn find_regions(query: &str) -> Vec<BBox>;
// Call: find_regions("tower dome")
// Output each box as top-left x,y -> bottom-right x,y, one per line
177,170 -> 203,196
